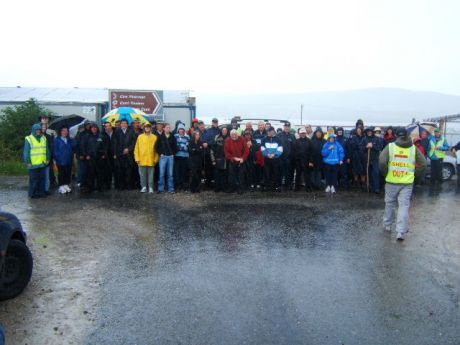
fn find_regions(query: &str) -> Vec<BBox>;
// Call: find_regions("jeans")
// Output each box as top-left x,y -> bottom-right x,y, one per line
158,155 -> 174,192
138,166 -> 154,189
324,164 -> 339,187
383,183 -> 413,235
44,165 -> 50,192
28,167 -> 45,198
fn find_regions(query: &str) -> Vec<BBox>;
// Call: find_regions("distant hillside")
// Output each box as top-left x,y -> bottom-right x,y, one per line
196,88 -> 460,124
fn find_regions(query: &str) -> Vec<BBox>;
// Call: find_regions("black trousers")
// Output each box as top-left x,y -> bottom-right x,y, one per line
190,166 -> 201,192
104,156 -> 114,189
174,156 -> 190,189
430,159 -> 443,184
214,168 -> 228,192
116,155 -> 134,190
338,162 -> 349,188
204,153 -> 214,187
254,164 -> 264,186
295,160 -> 311,190
324,164 -> 339,187
84,158 -> 106,191
57,164 -> 72,186
279,157 -> 294,186
228,162 -> 245,192
264,158 -> 280,190
132,161 -> 140,189
245,161 -> 257,187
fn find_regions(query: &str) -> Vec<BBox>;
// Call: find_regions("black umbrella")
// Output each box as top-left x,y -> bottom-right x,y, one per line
49,115 -> 86,131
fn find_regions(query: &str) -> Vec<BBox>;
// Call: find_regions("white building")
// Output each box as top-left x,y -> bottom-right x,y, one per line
0,87 -> 196,128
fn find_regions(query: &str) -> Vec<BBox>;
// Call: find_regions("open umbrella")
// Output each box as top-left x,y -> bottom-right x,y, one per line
407,122 -> 436,139
101,107 -> 150,125
49,114 -> 86,131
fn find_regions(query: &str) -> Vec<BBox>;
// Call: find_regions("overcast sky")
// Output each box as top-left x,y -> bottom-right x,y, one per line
1,0 -> 459,95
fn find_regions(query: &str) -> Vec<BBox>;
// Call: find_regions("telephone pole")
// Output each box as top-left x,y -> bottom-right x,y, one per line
300,104 -> 304,125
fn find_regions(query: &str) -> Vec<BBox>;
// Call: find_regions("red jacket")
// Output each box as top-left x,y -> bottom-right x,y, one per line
224,136 -> 249,162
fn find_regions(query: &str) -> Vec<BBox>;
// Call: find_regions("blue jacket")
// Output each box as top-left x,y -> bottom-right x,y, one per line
322,140 -> 345,165
253,129 -> 267,145
175,133 -> 190,158
202,127 -> 220,145
53,137 -> 76,166
277,131 -> 296,158
261,136 -> 283,158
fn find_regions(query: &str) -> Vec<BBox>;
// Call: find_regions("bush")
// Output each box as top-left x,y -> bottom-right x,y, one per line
0,159 -> 27,176
0,99 -> 53,161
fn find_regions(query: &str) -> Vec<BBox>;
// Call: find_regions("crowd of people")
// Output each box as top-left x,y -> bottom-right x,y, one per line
23,115 -> 457,199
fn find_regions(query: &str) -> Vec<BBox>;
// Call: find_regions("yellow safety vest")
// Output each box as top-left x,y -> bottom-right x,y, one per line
386,143 -> 416,184
25,135 -> 47,167
429,138 -> 446,159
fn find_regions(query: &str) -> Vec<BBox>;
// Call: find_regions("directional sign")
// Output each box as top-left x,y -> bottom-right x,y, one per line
109,90 -> 163,116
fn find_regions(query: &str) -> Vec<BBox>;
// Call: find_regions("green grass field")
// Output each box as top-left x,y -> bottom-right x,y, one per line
0,159 -> 28,176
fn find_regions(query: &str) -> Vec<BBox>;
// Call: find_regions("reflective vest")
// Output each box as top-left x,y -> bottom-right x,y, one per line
25,135 -> 47,166
386,143 -> 416,184
429,137 -> 447,159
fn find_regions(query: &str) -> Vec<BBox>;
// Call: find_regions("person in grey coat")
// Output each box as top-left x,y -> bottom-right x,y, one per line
379,127 -> 427,241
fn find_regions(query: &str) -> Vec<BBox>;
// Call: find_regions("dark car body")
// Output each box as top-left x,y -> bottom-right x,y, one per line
0,211 -> 33,301
0,212 -> 27,255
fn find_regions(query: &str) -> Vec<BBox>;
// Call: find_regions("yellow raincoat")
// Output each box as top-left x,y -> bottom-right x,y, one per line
134,133 -> 159,166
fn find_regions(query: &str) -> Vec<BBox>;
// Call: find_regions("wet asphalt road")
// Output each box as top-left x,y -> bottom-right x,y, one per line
0,177 -> 459,345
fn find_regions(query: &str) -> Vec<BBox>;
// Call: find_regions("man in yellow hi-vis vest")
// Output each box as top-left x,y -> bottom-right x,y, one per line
23,123 -> 50,198
379,127 -> 427,241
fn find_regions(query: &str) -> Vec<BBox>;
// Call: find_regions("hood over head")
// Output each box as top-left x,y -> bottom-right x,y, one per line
31,123 -> 42,136
313,127 -> 324,138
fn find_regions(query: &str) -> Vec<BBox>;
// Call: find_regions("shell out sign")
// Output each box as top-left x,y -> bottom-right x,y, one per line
109,90 -> 164,118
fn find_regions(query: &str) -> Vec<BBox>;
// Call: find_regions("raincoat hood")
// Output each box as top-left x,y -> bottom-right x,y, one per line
313,128 -> 324,140
31,123 -> 42,137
